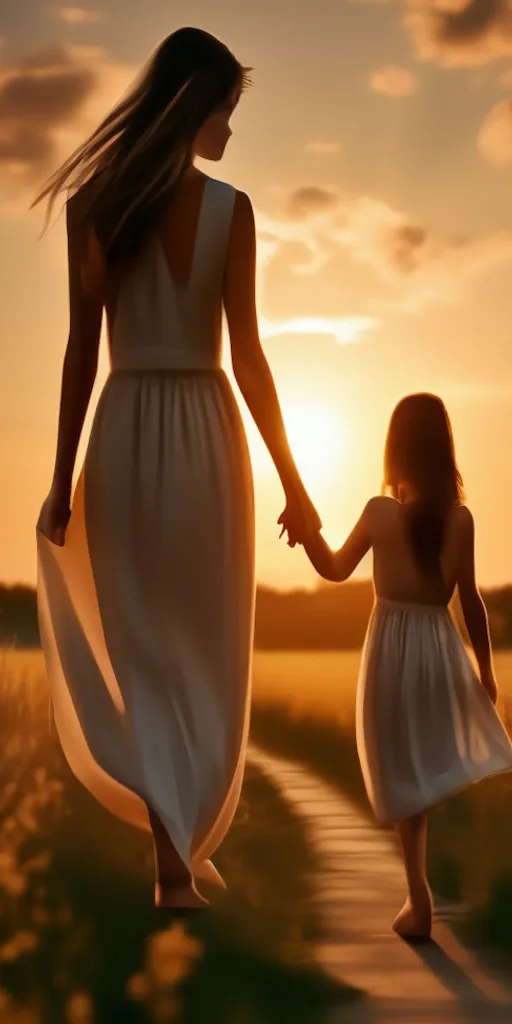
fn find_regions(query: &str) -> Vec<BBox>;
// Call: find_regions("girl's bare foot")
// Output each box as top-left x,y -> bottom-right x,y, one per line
393,887 -> 433,941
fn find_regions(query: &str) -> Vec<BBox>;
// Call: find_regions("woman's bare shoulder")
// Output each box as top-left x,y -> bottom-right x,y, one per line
232,188 -> 254,221
225,190 -> 255,261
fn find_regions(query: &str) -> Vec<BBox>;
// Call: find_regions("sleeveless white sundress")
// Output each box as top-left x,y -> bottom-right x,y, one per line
356,597 -> 512,825
36,177 -> 255,892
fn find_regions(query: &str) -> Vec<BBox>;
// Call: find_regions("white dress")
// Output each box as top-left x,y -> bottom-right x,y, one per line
356,596 -> 512,825
36,177 -> 255,891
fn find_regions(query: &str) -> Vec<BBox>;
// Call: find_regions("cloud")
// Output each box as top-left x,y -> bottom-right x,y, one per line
334,197 -> 431,277
256,186 -> 512,311
0,44 -> 134,203
259,314 -> 377,346
306,141 -> 341,154
478,98 -> 512,164
370,65 -> 417,95
404,0 -> 512,67
50,5 -> 105,23
287,186 -> 341,220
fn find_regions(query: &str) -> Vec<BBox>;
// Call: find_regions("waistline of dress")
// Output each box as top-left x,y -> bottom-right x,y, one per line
110,366 -> 224,377
374,596 -> 450,614
109,345 -> 223,375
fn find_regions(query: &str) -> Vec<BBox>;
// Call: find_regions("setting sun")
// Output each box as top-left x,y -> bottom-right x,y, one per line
282,401 -> 346,494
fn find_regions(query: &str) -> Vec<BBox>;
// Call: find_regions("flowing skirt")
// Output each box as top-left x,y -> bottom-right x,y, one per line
36,368 -> 255,887
356,597 -> 512,824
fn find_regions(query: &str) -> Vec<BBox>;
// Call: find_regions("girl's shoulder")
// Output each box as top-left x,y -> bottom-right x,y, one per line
362,495 -> 399,536
365,495 -> 399,519
454,503 -> 473,521
452,503 -> 475,538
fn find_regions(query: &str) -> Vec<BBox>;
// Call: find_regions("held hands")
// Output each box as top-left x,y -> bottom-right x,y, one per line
36,481 -> 71,547
277,487 -> 321,548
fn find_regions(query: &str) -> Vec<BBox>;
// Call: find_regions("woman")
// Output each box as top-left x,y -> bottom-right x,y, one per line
34,27 -> 319,909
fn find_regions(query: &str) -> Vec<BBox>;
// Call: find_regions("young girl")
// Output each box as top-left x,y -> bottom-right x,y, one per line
281,393 -> 512,940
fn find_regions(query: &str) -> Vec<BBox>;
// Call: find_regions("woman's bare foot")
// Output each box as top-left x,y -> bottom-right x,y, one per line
149,808 -> 208,909
155,881 -> 210,910
393,888 -> 433,941
193,858 -> 227,890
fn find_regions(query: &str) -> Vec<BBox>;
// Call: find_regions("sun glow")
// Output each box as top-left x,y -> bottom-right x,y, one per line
282,401 -> 346,493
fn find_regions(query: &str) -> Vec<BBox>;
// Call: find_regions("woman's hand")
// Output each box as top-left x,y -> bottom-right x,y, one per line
277,487 -> 321,548
36,481 -> 71,547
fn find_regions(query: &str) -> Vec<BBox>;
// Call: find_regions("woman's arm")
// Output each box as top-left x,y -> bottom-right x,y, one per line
223,191 -> 320,538
50,194 -> 105,497
303,501 -> 373,583
456,506 -> 497,702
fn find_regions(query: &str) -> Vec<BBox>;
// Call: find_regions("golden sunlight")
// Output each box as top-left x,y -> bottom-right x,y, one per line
282,400 -> 346,494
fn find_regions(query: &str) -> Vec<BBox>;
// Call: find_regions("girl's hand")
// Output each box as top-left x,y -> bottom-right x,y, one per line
481,667 -> 498,705
36,482 -> 71,547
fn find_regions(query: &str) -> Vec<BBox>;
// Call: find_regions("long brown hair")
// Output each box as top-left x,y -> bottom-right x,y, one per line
383,394 -> 464,574
31,28 -> 251,265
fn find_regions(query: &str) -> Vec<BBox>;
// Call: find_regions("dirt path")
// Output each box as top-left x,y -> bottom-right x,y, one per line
249,747 -> 512,1024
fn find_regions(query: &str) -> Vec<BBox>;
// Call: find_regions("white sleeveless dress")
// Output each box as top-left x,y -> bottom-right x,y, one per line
36,177 -> 255,892
356,597 -> 512,825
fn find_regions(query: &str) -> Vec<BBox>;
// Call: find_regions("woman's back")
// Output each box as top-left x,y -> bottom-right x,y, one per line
370,495 -> 465,607
102,173 -> 236,374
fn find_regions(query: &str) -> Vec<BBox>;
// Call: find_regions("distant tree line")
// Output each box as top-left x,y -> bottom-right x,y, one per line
2,581 -> 512,650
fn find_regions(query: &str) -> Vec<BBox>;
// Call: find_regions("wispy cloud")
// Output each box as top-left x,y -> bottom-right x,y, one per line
351,0 -> 512,67
260,314 -> 378,346
50,5 -> 105,23
306,141 -> 341,155
257,186 -> 512,312
0,44 -> 135,206
287,186 -> 341,219
370,65 -> 417,96
404,0 -> 512,67
478,98 -> 512,166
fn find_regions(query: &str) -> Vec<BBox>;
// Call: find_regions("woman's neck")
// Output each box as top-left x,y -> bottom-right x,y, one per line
182,162 -> 205,183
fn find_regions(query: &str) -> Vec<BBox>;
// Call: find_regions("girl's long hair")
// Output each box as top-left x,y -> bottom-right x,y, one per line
383,393 -> 464,575
31,27 -> 251,265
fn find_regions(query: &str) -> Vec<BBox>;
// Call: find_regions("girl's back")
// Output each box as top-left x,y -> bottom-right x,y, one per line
370,495 -> 466,608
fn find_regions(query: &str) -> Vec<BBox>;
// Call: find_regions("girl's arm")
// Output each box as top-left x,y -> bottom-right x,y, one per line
456,506 -> 497,703
223,191 -> 321,541
303,501 -> 373,583
50,193 -> 105,497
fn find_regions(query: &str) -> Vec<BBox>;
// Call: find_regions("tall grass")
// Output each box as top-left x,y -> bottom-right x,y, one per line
0,653 -> 358,1023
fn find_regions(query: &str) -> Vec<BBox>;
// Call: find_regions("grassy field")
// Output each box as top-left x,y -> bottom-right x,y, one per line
0,649 -> 357,1024
4,639 -> 512,1016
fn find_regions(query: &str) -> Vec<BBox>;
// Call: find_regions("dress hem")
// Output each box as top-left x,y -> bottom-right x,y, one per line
372,756 -> 512,827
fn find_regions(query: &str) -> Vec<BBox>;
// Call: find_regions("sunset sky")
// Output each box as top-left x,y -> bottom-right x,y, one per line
1,0 -> 512,590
